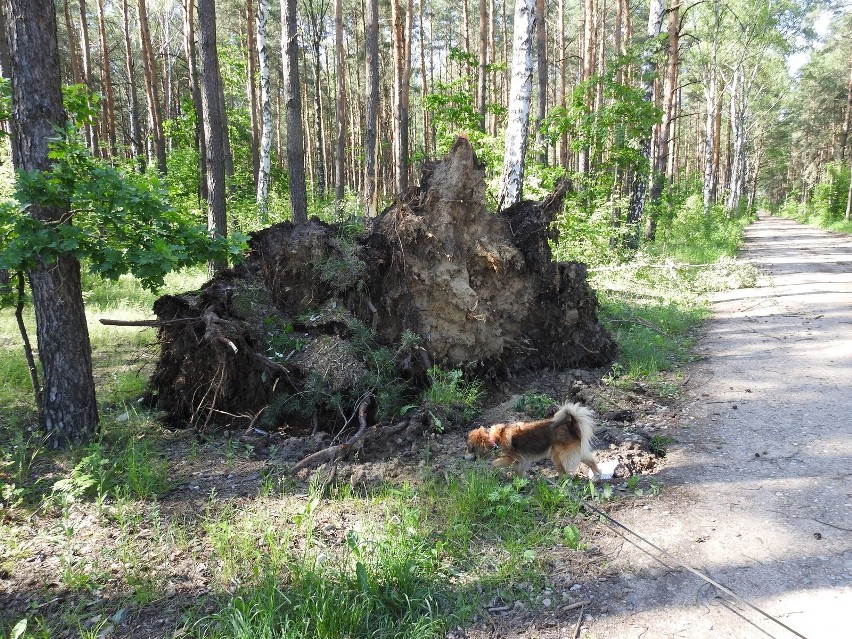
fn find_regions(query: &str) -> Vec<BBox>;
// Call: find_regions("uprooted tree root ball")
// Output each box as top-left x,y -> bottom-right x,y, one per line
144,137 -> 616,448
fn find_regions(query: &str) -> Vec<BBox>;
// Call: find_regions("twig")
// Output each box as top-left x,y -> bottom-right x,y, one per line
562,599 -> 591,612
572,603 -> 586,639
98,317 -> 193,327
291,395 -> 372,474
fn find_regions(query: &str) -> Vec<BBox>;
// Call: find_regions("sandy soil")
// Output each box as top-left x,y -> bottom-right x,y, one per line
575,216 -> 852,639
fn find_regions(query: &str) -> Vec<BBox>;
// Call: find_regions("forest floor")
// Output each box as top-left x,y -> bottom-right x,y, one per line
3,214 -> 850,638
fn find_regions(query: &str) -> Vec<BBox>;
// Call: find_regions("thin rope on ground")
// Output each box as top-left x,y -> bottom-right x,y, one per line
562,483 -> 810,639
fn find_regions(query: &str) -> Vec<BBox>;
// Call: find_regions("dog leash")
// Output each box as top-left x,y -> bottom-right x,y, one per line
559,482 -> 811,639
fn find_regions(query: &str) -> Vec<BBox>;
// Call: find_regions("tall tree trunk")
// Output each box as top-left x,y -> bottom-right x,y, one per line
122,0 -> 144,168
392,0 -> 412,193
702,0 -> 719,215
95,0 -> 117,157
838,53 -> 852,162
197,0 -> 228,274
63,0 -> 84,84
534,0 -> 546,165
625,0 -> 664,248
558,0 -> 567,166
256,0 -> 272,221
78,0 -> 99,155
183,0 -> 207,199
282,0 -> 308,222
647,0 -> 679,215
578,0 -> 596,175
246,0 -> 261,188
477,0 -> 488,131
6,0 -> 99,447
138,0 -> 167,173
364,0 -> 379,215
307,3 -> 327,198
498,0 -> 535,211
420,0 -> 430,152
334,0 -> 346,207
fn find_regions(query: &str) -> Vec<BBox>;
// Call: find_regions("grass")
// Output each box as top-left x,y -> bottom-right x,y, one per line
0,190 -> 756,638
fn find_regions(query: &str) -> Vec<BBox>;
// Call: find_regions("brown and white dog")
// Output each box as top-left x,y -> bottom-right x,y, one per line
466,402 -> 600,478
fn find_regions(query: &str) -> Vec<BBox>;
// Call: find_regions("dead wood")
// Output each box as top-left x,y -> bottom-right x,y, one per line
290,394 -> 371,474
145,136 -> 616,434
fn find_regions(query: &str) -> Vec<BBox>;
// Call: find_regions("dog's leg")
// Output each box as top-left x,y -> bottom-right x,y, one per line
493,456 -> 515,468
550,449 -> 567,474
557,448 -> 583,476
583,454 -> 601,478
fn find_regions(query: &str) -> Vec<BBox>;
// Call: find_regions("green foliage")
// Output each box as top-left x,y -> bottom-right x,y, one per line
513,392 -> 556,419
0,128 -> 247,292
421,366 -> 482,422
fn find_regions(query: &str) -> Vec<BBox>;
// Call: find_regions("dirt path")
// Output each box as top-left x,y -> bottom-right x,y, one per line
581,215 -> 852,639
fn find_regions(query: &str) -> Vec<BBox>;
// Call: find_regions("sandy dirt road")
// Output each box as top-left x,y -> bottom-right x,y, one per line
582,216 -> 852,639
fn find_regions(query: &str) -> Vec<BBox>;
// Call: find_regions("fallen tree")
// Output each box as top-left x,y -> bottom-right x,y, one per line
144,137 -> 616,434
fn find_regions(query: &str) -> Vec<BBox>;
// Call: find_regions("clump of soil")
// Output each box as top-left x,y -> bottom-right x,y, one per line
145,137 -> 616,439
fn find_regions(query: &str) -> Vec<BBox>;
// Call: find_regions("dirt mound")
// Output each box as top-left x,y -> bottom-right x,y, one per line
145,137 -> 616,435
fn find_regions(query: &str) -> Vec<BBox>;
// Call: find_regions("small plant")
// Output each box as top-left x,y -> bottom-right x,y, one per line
422,366 -> 482,422
561,524 -> 588,550
513,392 -> 556,418
649,435 -> 675,457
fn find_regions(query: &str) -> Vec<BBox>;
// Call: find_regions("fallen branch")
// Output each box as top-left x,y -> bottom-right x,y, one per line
291,394 -> 372,474
99,317 -> 193,327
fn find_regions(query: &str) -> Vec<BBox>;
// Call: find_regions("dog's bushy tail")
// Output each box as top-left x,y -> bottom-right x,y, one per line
553,402 -> 596,456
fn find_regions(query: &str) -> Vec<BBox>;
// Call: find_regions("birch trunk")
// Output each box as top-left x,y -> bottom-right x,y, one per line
256,0 -> 272,221
497,0 -> 535,211
534,0 -> 546,165
246,0 -> 260,188
625,0 -> 664,248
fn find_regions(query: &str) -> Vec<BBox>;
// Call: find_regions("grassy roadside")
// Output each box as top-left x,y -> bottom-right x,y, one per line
0,206 -> 755,638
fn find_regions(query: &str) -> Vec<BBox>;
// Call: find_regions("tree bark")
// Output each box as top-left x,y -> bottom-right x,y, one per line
246,0 -> 261,188
138,0 -> 167,173
197,0 -> 228,274
420,0 -> 430,152
256,0 -> 272,221
183,0 -> 207,199
334,0 -> 346,207
534,0 -> 547,165
305,0 -> 328,198
77,0 -> 99,155
578,0 -> 596,175
838,53 -> 852,162
648,0 -> 679,217
558,0 -> 567,166
392,0 -> 412,194
364,0 -> 379,215
498,0 -> 535,211
5,0 -> 99,446
625,0 -> 664,248
122,0 -> 145,169
282,0 -> 308,222
95,0 -> 117,157
477,0 -> 488,131
702,0 -> 719,215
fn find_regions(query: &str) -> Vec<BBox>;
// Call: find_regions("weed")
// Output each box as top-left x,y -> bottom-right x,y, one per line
649,435 -> 675,457
513,392 -> 556,418
422,366 -> 482,422
561,524 -> 588,550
